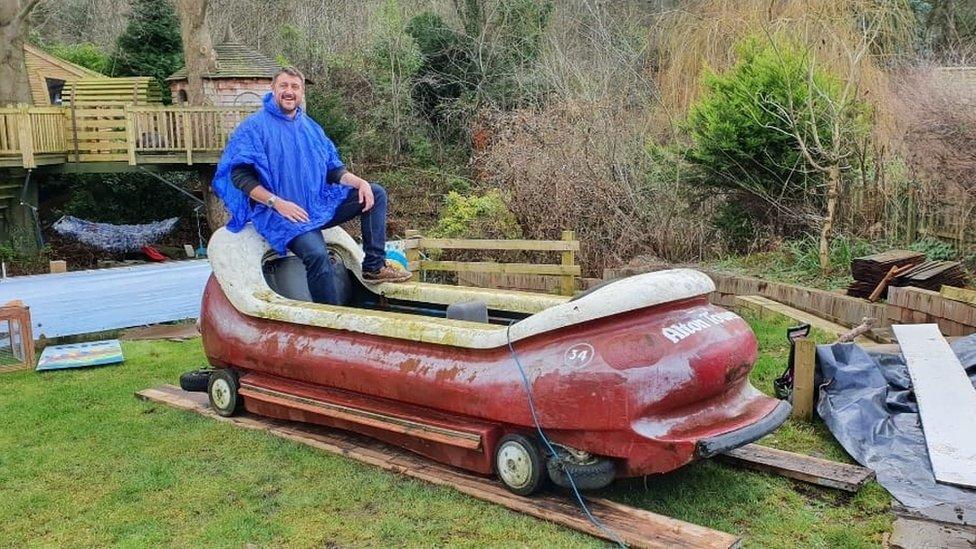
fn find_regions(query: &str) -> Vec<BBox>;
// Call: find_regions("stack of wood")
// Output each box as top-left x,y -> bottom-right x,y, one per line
847,250 -> 925,299
890,261 -> 968,292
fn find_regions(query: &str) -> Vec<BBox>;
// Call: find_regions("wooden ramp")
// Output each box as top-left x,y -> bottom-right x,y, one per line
734,295 -> 873,343
136,385 -> 741,549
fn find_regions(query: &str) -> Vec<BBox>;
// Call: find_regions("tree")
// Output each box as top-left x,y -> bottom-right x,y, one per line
175,0 -> 217,105
0,0 -> 44,105
110,0 -> 183,100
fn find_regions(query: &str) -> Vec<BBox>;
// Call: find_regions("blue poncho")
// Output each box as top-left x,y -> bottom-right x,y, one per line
212,92 -> 350,253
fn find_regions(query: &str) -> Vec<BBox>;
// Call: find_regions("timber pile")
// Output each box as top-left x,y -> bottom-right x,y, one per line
847,250 -> 924,299
890,261 -> 968,292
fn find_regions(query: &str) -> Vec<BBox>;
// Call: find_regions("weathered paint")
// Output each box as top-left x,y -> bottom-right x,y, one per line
201,273 -> 782,477
207,226 -> 718,349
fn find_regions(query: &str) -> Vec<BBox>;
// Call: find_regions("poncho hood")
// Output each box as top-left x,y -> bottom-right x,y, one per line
211,92 -> 349,254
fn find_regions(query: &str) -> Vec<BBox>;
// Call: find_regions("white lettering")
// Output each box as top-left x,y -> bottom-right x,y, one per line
660,311 -> 742,344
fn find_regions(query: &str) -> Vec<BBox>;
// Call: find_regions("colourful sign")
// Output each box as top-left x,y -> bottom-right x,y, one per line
36,340 -> 124,371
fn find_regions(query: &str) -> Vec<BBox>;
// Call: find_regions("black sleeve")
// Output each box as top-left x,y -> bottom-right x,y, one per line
326,167 -> 348,185
231,164 -> 261,195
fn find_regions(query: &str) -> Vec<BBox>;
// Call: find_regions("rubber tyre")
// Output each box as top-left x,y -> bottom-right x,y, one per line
179,369 -> 212,392
494,434 -> 546,496
208,369 -> 242,417
547,452 -> 616,491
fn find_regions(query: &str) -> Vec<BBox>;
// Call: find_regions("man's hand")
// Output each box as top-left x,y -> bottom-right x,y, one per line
358,181 -> 375,212
274,199 -> 309,223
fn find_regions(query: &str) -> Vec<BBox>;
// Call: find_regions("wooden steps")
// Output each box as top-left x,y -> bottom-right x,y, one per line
136,385 -> 741,549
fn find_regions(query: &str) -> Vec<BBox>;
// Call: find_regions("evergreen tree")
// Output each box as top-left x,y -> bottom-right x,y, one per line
110,0 -> 183,101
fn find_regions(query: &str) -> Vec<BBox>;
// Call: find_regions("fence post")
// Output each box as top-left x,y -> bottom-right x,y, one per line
560,230 -> 576,296
124,105 -> 137,165
16,104 -> 34,168
791,339 -> 817,421
405,229 -> 421,281
182,111 -> 193,165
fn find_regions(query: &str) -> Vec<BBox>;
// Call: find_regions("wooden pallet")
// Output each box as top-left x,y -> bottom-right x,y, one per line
136,385 -> 741,549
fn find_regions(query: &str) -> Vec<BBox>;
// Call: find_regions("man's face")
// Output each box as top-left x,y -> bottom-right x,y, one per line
272,73 -> 304,115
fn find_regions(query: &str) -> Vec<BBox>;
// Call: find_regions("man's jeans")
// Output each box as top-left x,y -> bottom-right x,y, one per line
287,183 -> 388,305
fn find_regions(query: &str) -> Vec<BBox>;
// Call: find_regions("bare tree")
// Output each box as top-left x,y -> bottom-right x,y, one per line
0,0 -> 44,105
175,0 -> 217,105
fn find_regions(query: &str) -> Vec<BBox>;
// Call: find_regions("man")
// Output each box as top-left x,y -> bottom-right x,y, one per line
212,67 -> 410,305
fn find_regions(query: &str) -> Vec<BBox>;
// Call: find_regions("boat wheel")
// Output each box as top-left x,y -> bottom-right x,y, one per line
494,433 -> 545,496
208,369 -> 242,417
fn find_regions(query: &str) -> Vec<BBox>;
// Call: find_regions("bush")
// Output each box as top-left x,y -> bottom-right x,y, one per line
685,36 -> 865,243
430,190 -> 521,239
46,42 -> 110,74
304,84 -> 356,150
109,0 -> 183,102
908,237 -> 957,261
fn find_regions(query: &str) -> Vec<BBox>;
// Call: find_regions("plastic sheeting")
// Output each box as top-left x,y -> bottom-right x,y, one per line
52,215 -> 179,252
0,260 -> 211,338
816,335 -> 976,525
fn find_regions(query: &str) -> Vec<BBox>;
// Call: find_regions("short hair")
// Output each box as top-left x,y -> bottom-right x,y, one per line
273,66 -> 305,87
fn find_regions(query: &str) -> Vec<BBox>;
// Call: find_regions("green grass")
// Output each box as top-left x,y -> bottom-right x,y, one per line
0,317 -> 891,547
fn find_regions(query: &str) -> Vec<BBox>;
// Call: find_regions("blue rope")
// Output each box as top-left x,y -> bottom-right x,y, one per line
505,322 -> 627,548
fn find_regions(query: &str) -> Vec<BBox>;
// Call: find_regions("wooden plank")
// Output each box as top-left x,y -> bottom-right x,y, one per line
419,261 -> 581,276
733,295 -> 873,343
136,385 -> 740,549
124,105 -> 136,165
417,237 -> 580,252
77,153 -> 128,162
720,444 -> 875,492
892,324 -> 976,488
941,285 -> 976,307
791,339 -> 816,420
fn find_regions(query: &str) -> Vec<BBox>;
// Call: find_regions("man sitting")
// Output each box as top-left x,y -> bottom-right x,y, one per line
211,67 -> 410,305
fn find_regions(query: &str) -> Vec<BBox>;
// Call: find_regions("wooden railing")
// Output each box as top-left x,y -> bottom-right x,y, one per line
127,106 -> 255,164
0,105 -> 67,168
0,104 -> 256,168
402,230 -> 581,296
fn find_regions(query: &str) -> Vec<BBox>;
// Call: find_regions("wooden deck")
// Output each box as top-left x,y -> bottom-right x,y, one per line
0,104 -> 256,170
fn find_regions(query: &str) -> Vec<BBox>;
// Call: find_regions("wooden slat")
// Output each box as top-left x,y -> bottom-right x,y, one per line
419,261 -> 581,276
136,385 -> 741,549
941,286 -> 976,307
720,444 -> 875,492
892,324 -> 976,488
417,238 -> 580,252
77,153 -> 128,162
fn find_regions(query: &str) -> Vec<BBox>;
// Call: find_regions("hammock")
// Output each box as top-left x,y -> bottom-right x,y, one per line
52,215 -> 180,253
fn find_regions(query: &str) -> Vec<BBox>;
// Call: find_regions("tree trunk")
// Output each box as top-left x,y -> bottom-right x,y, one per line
0,1 -> 37,106
819,164 -> 840,276
175,0 -> 217,106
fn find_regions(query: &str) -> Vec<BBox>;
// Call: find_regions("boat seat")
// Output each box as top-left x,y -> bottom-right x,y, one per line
446,300 -> 489,323
263,254 -> 353,306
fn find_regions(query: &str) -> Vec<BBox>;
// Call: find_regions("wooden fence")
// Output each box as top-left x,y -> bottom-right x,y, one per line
0,104 -> 255,168
402,230 -> 581,296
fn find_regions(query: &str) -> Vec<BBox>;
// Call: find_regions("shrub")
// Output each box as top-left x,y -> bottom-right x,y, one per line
304,84 -> 356,150
46,42 -> 110,74
685,36 -> 866,242
109,0 -> 183,102
430,190 -> 521,239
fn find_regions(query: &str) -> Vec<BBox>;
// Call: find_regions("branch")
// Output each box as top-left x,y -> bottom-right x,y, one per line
16,0 -> 43,23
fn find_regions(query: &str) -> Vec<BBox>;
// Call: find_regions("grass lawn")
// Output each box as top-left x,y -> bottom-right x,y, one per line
0,314 -> 891,547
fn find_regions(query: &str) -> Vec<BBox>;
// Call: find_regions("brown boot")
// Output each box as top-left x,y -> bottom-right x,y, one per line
363,264 -> 412,283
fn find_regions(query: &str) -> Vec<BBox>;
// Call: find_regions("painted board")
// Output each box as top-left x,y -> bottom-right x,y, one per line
36,340 -> 124,371
892,324 -> 976,488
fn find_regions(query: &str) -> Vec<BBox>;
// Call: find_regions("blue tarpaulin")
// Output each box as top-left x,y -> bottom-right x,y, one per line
816,336 -> 976,525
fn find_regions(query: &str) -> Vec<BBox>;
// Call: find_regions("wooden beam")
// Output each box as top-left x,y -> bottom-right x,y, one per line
419,261 -> 581,277
417,237 -> 579,252
892,324 -> 976,488
136,385 -> 741,549
720,444 -> 874,492
791,339 -> 817,420
404,229 -> 421,282
941,285 -> 976,307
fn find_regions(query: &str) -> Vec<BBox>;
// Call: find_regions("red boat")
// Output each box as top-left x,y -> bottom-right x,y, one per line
200,226 -> 789,494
